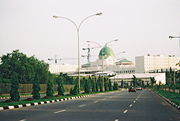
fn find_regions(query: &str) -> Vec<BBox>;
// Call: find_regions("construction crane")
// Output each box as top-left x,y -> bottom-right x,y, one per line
48,56 -> 77,64
48,55 -> 61,64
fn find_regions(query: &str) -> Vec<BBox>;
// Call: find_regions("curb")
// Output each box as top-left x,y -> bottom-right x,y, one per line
154,91 -> 180,111
0,94 -> 94,111
0,95 -> 33,100
0,91 -> 120,111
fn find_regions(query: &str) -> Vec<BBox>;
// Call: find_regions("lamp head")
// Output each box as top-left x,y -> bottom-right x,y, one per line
53,16 -> 59,18
96,12 -> 103,16
169,36 -> 174,39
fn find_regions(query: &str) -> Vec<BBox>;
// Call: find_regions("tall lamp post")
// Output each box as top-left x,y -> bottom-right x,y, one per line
169,36 -> 180,85
53,13 -> 102,92
169,36 -> 180,54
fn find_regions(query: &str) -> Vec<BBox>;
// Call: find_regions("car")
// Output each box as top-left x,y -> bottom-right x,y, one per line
128,87 -> 136,92
136,87 -> 142,90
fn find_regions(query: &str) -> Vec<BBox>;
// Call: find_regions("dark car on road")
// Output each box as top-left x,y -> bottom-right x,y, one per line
128,87 -> 136,92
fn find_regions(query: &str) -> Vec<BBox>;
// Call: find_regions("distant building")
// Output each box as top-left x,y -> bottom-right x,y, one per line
49,64 -> 78,74
110,73 -> 166,86
49,46 -> 180,85
135,54 -> 180,73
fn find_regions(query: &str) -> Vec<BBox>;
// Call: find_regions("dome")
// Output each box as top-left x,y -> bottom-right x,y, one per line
99,46 -> 115,59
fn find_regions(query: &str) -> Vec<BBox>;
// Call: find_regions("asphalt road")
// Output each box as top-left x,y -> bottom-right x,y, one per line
0,90 -> 179,121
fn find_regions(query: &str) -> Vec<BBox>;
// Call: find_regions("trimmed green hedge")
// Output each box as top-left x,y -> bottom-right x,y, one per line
154,89 -> 180,106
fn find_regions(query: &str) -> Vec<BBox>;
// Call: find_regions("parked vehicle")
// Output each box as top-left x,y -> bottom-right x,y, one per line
128,87 -> 136,92
136,87 -> 142,90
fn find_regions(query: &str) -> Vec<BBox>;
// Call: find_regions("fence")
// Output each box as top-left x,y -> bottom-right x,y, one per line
0,83 -> 74,95
162,88 -> 180,94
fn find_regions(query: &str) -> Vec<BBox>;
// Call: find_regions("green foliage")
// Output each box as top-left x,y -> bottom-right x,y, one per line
92,77 -> 97,92
132,75 -> 137,87
10,72 -> 20,101
46,80 -> 54,97
32,79 -> 41,99
113,82 -> 118,90
84,77 -> 91,93
98,76 -> 104,92
0,50 -> 49,84
154,89 -> 180,106
150,77 -> 156,87
104,77 -> 109,91
70,77 -> 79,95
95,77 -> 99,92
108,79 -> 113,91
58,73 -> 74,85
56,75 -> 65,96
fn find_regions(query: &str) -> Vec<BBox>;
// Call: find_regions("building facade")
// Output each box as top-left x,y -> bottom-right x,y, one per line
135,55 -> 180,73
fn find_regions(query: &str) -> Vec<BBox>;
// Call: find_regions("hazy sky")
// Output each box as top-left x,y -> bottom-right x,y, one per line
0,0 -> 180,65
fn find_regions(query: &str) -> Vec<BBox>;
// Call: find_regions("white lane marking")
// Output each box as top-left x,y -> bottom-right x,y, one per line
133,100 -> 136,103
94,101 -> 99,103
54,109 -> 66,114
123,109 -> 128,114
19,119 -> 26,121
129,104 -> 133,107
78,104 -> 86,107
115,119 -> 119,121
109,97 -> 113,98
102,98 -> 106,100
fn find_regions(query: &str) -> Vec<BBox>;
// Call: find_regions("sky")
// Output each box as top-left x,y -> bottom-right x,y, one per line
0,0 -> 180,65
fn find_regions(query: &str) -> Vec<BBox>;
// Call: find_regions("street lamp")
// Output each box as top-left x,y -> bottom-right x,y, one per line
169,35 -> 180,54
53,13 -> 102,92
87,39 -> 119,48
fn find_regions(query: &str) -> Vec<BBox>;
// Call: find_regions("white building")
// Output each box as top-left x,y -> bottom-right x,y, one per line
48,46 -> 180,83
135,54 -> 180,73
110,73 -> 166,85
49,64 -> 78,74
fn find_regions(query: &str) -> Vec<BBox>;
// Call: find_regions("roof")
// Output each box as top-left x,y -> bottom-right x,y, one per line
118,59 -> 132,63
99,46 -> 115,59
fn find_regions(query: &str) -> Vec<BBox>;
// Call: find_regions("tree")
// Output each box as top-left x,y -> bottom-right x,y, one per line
104,77 -> 109,91
150,77 -> 156,87
113,81 -> 118,90
98,76 -> 104,92
0,50 -> 49,84
132,75 -> 137,87
92,77 -> 97,92
120,80 -> 124,88
84,78 -> 91,93
32,73 -> 41,99
108,79 -> 113,91
95,77 -> 99,92
57,80 -> 64,96
56,75 -> 64,96
70,77 -> 79,95
10,72 -> 20,101
46,80 -> 54,97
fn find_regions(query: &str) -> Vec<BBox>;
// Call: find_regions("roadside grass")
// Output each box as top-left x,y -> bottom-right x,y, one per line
0,94 -> 87,107
0,90 -> 118,107
154,89 -> 180,106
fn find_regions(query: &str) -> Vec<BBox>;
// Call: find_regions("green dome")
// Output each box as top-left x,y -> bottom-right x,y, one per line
99,46 -> 115,59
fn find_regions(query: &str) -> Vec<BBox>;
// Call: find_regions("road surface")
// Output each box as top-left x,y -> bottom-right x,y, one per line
0,90 -> 179,121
